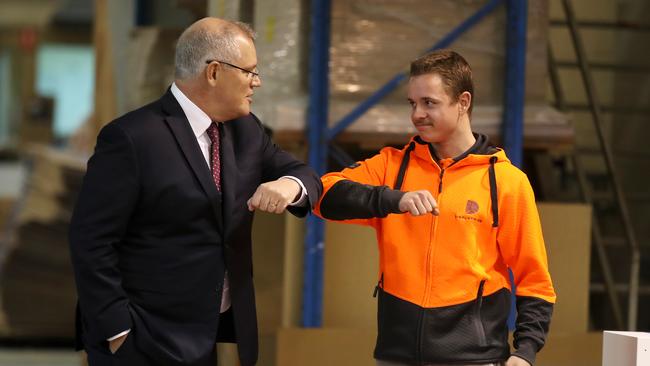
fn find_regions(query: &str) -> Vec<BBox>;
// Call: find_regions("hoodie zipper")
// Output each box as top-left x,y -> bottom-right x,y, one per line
416,163 -> 441,365
422,160 -> 459,307
421,166 -> 442,309
438,159 -> 461,193
419,159 -> 465,363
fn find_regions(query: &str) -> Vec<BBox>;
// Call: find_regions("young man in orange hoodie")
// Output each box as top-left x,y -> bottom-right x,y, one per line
315,50 -> 555,366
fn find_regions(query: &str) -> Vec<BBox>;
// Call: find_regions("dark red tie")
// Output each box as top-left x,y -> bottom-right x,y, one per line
206,122 -> 221,191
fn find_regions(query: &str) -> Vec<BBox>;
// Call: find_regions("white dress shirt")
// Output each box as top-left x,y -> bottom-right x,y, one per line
108,83 -> 307,341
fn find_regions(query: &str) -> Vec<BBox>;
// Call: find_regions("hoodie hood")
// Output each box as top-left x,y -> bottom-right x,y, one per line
408,133 -> 510,169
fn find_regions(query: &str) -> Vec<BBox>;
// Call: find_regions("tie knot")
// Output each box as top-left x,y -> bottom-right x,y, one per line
206,122 -> 219,143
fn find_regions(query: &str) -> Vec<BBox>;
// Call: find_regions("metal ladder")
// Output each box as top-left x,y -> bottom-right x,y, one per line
547,0 -> 646,330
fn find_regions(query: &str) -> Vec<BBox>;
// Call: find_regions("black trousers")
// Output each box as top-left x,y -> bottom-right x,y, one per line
85,333 -> 154,366
84,331 -> 222,366
84,308 -> 234,365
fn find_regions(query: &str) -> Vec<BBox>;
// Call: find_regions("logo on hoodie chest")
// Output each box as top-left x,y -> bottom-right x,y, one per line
465,200 -> 479,214
454,199 -> 482,223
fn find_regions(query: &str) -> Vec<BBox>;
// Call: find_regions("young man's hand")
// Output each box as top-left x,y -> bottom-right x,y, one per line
505,356 -> 532,366
398,190 -> 439,216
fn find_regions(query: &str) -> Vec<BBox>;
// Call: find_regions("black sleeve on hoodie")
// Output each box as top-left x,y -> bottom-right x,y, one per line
320,180 -> 405,220
512,295 -> 554,365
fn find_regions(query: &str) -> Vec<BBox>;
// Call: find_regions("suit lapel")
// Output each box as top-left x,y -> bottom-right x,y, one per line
161,91 -> 223,231
219,122 -> 237,240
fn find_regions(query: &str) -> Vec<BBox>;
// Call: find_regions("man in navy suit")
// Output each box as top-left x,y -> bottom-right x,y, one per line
69,18 -> 322,366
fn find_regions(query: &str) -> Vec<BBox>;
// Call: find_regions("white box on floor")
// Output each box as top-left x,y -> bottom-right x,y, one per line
602,331 -> 650,366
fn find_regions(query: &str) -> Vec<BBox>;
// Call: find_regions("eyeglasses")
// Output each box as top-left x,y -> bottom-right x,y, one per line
205,59 -> 260,79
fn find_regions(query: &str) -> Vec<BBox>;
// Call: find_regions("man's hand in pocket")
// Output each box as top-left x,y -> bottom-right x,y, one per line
109,333 -> 128,354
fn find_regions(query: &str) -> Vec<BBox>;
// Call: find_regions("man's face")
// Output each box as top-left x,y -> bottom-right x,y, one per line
407,73 -> 463,144
213,35 -> 261,121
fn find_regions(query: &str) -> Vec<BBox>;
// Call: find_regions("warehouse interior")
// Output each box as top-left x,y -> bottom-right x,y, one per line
0,0 -> 649,365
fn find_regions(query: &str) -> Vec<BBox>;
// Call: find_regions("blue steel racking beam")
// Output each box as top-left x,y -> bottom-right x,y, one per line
303,0 -> 331,327
503,0 -> 527,167
504,0 -> 527,329
304,0 -> 527,327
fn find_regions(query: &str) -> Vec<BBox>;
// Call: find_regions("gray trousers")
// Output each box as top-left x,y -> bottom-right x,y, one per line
376,360 -> 503,366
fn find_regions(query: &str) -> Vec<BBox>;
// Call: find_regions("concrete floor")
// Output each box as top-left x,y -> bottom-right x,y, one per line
0,349 -> 80,366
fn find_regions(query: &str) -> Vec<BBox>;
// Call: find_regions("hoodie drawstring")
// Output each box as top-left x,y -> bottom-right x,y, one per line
394,142 -> 415,190
488,156 -> 499,228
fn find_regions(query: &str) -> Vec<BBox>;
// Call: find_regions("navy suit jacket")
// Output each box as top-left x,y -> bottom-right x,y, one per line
69,89 -> 322,365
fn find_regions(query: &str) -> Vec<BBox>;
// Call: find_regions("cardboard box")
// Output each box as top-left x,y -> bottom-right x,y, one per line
539,203 -> 592,333
323,223 -> 377,329
536,332 -> 603,366
276,328 -> 376,366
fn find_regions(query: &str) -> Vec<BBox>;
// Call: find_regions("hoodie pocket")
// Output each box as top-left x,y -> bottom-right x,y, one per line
373,272 -> 384,298
473,279 -> 488,347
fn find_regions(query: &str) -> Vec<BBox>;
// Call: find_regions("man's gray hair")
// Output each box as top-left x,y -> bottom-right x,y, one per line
174,20 -> 256,80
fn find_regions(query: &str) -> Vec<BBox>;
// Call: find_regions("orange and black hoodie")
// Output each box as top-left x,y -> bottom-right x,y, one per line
315,134 -> 556,365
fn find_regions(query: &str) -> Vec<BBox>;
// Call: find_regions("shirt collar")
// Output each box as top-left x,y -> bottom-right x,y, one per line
170,82 -> 212,138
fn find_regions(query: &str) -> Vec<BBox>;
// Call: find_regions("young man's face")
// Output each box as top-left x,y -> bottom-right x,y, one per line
407,73 -> 464,144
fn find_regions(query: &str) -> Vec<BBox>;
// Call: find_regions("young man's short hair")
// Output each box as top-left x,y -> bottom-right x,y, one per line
410,50 -> 474,115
